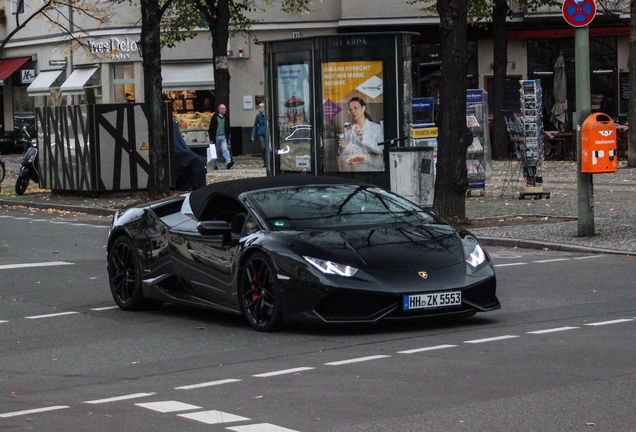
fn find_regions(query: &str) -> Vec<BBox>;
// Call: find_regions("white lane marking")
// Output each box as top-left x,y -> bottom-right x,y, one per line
83,392 -> 156,404
253,367 -> 314,378
532,258 -> 571,263
397,344 -> 457,354
25,311 -> 79,320
175,378 -> 241,390
572,255 -> 603,260
0,261 -> 74,270
90,306 -> 119,311
135,400 -> 201,413
12,217 -> 30,220
527,326 -> 579,334
227,424 -> 300,432
0,406 -> 69,418
178,410 -> 250,424
494,263 -> 527,267
31,219 -> 50,222
464,335 -> 519,344
0,320 -> 8,324
584,318 -> 634,326
325,355 -> 391,366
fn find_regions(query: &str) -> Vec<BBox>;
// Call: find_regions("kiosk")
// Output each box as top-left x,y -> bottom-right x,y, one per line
260,32 -> 416,189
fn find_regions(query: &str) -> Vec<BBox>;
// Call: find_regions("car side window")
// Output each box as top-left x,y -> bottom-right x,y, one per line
244,216 -> 260,236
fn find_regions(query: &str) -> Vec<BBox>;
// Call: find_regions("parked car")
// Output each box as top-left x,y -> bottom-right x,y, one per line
106,176 -> 500,331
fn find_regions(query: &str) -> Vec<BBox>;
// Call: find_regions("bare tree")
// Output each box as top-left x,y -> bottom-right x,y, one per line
0,0 -> 114,53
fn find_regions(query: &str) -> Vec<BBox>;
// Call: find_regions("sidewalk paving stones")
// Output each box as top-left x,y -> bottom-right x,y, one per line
1,153 -> 635,255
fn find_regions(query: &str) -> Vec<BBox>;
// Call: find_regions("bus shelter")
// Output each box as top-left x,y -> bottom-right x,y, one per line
260,32 -> 416,189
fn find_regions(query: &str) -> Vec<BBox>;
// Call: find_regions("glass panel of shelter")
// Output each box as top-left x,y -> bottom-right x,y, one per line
272,50 -> 314,174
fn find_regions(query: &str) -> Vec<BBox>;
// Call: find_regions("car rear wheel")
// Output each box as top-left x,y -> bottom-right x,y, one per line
108,236 -> 162,310
240,252 -> 283,332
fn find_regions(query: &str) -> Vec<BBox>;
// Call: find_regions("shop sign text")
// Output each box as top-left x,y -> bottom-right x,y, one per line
89,37 -> 139,60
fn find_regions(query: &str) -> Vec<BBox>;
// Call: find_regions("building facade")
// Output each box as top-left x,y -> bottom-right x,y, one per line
0,0 -> 629,154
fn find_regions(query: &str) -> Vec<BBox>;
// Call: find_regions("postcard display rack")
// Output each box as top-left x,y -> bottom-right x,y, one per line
517,80 -> 550,199
466,90 -> 492,197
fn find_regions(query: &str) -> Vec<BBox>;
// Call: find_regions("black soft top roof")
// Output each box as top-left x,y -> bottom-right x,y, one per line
189,175 -> 372,220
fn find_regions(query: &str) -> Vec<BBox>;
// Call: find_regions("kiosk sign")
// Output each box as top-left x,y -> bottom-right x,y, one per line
562,0 -> 596,27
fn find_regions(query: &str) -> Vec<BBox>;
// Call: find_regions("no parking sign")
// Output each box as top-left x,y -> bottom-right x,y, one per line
562,0 -> 596,27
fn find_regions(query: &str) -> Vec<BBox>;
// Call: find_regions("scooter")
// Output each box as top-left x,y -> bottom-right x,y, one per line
15,127 -> 38,195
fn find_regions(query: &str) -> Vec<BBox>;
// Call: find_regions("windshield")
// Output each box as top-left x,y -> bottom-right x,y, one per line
245,185 -> 437,230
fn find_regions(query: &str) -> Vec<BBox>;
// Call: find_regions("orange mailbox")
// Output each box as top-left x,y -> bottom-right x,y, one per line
581,113 -> 617,173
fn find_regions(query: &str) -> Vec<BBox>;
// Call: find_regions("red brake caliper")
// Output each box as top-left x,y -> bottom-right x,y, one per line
251,276 -> 259,301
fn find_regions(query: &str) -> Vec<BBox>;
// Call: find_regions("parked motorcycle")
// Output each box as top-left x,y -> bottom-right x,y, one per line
15,127 -> 38,195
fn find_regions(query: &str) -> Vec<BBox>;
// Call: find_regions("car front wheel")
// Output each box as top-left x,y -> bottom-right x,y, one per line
240,252 -> 283,332
108,236 -> 161,310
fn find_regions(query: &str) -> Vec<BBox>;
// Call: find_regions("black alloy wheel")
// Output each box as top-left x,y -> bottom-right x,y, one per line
108,236 -> 161,310
240,252 -> 283,332
15,177 -> 28,195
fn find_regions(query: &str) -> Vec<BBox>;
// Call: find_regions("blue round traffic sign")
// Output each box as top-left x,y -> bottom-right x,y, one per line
562,0 -> 596,27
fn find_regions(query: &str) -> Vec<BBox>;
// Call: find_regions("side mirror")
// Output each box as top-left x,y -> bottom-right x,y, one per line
197,221 -> 232,243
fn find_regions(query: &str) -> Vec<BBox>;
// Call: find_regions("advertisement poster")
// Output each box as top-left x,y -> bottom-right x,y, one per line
322,60 -> 384,172
277,63 -> 312,172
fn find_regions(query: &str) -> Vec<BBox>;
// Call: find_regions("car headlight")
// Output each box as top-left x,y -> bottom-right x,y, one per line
303,256 -> 359,277
466,244 -> 486,267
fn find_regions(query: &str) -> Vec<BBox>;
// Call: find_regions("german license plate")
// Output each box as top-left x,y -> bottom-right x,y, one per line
403,291 -> 461,310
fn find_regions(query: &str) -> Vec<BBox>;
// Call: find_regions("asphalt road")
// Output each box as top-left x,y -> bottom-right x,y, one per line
1,206 -> 635,431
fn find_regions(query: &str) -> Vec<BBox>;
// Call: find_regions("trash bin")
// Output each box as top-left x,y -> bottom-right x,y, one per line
389,146 -> 435,207
581,113 -> 617,173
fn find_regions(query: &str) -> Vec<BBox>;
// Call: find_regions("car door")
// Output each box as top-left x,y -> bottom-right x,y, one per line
170,195 -> 245,308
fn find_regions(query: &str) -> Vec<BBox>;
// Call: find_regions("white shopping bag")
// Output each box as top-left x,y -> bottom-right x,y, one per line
207,143 -> 217,163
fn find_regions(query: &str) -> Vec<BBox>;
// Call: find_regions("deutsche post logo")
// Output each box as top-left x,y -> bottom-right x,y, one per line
418,271 -> 428,279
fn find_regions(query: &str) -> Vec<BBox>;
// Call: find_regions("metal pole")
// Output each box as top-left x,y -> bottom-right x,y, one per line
575,26 -> 594,236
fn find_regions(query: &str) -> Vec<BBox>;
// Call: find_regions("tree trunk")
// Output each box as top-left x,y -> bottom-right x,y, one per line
210,0 -> 231,110
140,0 -> 169,196
628,0 -> 636,167
491,0 -> 508,159
434,0 -> 470,222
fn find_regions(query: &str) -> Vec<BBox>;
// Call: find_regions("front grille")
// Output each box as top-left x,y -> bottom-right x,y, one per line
314,290 -> 398,321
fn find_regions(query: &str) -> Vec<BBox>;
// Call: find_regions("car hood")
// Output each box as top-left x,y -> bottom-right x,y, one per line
278,224 -> 465,272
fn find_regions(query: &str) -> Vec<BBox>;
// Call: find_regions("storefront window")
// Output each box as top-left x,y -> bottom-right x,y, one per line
113,63 -> 135,103
411,41 -> 478,118
13,84 -> 35,138
165,90 -> 215,138
528,37 -> 618,128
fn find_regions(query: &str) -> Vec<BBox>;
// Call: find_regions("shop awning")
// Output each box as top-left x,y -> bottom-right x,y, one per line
0,57 -> 31,85
27,69 -> 65,97
162,63 -> 215,91
60,67 -> 99,95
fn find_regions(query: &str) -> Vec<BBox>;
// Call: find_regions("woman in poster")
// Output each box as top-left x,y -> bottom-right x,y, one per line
338,97 -> 384,170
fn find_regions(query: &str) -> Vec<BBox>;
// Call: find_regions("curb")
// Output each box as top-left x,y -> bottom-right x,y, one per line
478,236 -> 636,256
0,199 -> 118,217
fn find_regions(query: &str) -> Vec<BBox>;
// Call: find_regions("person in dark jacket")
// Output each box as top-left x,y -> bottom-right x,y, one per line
208,104 -> 233,170
251,103 -> 267,167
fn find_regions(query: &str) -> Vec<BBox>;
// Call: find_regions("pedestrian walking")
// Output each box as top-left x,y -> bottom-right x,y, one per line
208,104 -> 233,170
251,103 -> 267,167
